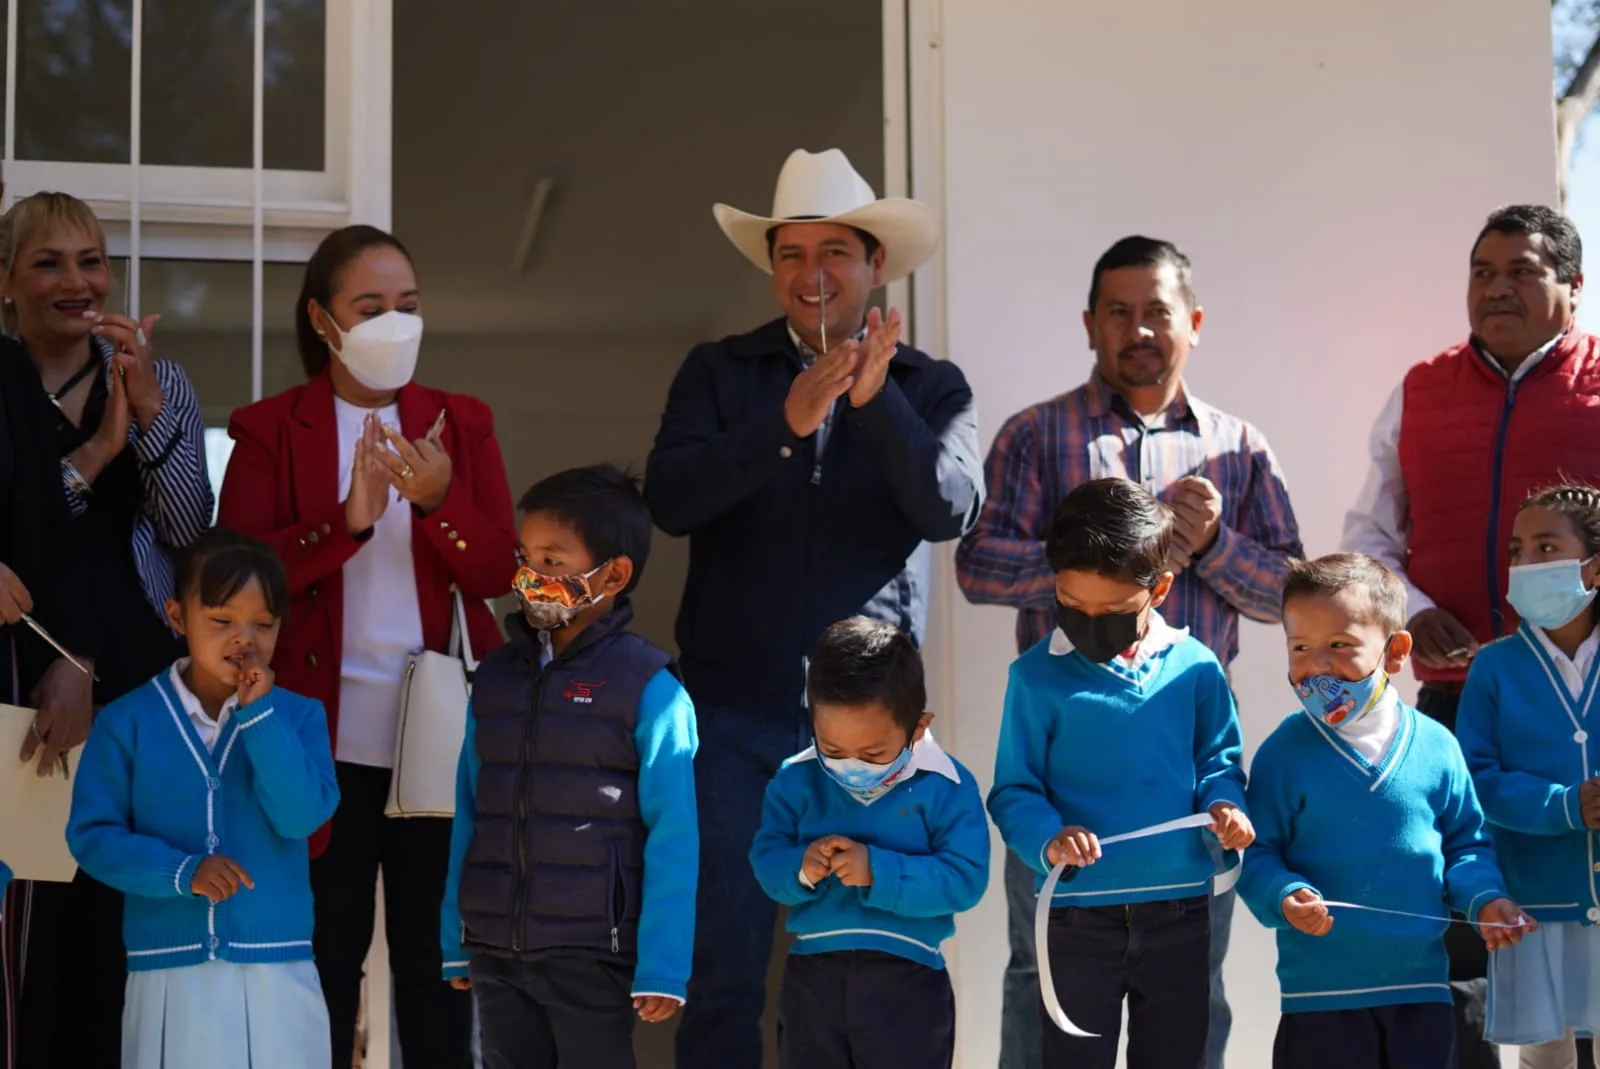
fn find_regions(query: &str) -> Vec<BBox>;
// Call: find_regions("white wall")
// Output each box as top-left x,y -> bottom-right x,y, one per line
925,2 -> 1559,1066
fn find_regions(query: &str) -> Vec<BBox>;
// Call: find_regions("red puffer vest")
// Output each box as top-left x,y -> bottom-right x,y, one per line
1400,331 -> 1600,682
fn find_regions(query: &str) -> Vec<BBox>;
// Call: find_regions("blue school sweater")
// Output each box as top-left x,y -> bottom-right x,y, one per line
748,733 -> 989,969
440,668 -> 699,999
1457,623 -> 1600,924
0,860 -> 9,916
1239,700 -> 1508,1013
67,673 -> 340,972
986,624 -> 1246,906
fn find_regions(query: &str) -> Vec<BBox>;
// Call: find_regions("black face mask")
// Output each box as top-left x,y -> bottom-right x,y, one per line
1056,600 -> 1147,663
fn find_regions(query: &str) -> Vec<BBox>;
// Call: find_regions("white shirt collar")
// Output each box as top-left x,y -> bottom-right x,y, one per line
169,659 -> 240,744
787,323 -> 870,363
790,729 -> 961,786
1529,621 -> 1600,699
1484,331 -> 1566,385
1049,609 -> 1188,666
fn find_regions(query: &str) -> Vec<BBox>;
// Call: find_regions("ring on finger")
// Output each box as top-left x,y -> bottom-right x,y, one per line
400,464 -> 415,480
31,720 -> 47,743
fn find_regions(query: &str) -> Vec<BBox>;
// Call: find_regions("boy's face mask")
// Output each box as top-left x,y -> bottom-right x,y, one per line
1055,596 -> 1149,664
512,560 -> 611,631
820,746 -> 914,806
1291,641 -> 1393,731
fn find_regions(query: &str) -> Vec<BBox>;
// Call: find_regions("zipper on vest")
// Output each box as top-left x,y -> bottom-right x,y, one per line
509,664 -> 548,954
1484,380 -> 1519,638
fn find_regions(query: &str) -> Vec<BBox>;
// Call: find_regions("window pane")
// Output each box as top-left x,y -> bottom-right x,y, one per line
143,0 -> 326,170
16,0 -> 325,170
17,0 -> 134,163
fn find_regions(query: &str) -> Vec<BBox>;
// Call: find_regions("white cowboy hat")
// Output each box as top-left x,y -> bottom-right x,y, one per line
713,148 -> 939,285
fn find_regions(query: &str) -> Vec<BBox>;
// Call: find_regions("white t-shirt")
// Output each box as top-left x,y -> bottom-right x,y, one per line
333,397 -> 425,768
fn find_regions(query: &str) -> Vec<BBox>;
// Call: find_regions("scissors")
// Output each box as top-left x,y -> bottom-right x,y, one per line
19,613 -> 97,681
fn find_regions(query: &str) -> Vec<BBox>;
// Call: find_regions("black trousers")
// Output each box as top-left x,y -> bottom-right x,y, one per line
1273,1003 -> 1456,1069
472,953 -> 637,1069
1,871 -> 125,1069
778,951 -> 955,1069
311,761 -> 472,1069
1041,895 -> 1211,1069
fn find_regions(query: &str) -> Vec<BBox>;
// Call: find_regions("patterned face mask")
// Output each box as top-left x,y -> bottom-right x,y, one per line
512,560 -> 611,630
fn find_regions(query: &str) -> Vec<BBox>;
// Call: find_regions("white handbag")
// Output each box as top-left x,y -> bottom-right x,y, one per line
386,588 -> 478,818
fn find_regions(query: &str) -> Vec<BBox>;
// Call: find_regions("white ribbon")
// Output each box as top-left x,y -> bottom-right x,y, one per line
1035,812 -> 1239,1038
1320,900 -> 1531,929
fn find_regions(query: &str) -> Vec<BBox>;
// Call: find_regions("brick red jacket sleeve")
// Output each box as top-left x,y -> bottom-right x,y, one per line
409,394 -> 519,602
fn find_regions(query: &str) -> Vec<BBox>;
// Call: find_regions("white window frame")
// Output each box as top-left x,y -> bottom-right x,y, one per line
0,0 -> 392,264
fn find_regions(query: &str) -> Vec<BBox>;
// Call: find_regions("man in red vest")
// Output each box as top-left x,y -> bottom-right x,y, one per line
1343,203 -> 1590,1069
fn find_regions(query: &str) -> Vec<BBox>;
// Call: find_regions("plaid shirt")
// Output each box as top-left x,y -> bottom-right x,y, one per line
954,374 -> 1303,664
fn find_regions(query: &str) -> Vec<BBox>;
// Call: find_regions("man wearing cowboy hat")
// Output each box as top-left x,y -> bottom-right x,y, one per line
646,147 -> 983,1066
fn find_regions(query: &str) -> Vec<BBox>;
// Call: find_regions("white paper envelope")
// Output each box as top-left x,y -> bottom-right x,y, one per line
0,703 -> 82,883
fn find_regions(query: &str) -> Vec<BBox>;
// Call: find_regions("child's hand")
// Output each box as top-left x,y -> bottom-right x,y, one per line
1479,898 -> 1536,951
1281,888 -> 1333,936
802,835 -> 851,885
829,840 -> 873,887
634,995 -> 680,1023
191,854 -> 255,903
1581,778 -> 1600,830
1046,826 -> 1101,868
235,653 -> 273,707
1208,802 -> 1255,851
448,977 -> 471,991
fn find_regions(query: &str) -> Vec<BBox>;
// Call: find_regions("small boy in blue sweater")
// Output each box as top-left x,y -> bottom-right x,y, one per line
750,615 -> 989,1068
1240,553 -> 1531,1069
440,464 -> 698,1069
987,477 -> 1253,1069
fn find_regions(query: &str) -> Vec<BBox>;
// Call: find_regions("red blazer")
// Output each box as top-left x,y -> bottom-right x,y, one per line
218,372 -> 518,855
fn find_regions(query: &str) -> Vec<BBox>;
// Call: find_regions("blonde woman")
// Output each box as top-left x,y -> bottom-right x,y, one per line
0,191 -> 211,1068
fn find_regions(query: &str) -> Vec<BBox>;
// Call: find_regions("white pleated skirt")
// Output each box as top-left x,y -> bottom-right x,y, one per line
1487,920 -> 1600,1045
123,959 -> 331,1069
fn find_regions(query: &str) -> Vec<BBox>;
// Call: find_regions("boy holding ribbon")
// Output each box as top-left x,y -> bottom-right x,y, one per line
987,477 -> 1254,1069
1240,553 -> 1529,1069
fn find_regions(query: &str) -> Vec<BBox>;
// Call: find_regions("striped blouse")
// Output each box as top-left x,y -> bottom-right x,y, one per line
58,337 -> 214,617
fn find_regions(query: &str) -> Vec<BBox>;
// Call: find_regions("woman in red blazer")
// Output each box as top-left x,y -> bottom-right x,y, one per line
218,225 -> 516,1069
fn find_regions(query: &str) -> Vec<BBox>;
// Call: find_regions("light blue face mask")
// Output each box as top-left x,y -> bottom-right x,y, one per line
820,747 -> 914,806
1508,558 -> 1597,630
1292,665 -> 1389,732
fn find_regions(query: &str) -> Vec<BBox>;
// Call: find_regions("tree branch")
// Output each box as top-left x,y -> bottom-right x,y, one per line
1561,24 -> 1600,111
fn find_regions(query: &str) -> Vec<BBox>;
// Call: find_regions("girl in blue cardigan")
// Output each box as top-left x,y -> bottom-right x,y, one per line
67,528 -> 339,1069
1459,484 -> 1600,1065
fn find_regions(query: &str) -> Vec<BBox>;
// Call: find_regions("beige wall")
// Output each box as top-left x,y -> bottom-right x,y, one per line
929,1 -> 1559,1067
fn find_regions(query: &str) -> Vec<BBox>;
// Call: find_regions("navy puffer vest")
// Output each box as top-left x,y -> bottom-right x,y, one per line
458,600 -> 674,962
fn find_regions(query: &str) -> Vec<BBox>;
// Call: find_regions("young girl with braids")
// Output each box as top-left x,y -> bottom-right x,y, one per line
1459,483 -> 1600,1067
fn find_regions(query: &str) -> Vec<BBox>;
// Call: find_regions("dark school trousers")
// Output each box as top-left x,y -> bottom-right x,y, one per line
472,953 -> 638,1069
778,950 -> 956,1069
1273,1002 -> 1457,1069
1040,894 -> 1211,1069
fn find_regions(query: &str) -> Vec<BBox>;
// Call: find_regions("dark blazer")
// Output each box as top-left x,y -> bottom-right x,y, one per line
645,316 -> 983,716
218,371 -> 518,854
0,338 -> 95,701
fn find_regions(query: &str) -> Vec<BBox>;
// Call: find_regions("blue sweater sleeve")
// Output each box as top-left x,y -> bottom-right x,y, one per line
67,706 -> 198,900
233,693 -> 339,840
1438,739 -> 1510,920
1457,659 -> 1581,836
987,662 -> 1069,874
631,669 -> 699,1002
749,768 -> 821,906
1193,657 -> 1248,814
441,703 -> 481,981
864,767 -> 991,917
1238,730 -> 1317,931
0,860 -> 11,917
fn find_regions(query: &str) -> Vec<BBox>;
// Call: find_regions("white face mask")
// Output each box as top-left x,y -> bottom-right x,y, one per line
327,310 -> 423,391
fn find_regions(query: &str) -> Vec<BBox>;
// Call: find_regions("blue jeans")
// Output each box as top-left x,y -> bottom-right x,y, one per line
1000,850 -> 1234,1069
675,704 -> 812,1069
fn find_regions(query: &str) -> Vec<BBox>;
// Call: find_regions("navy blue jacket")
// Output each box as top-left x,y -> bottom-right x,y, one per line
646,317 -> 983,714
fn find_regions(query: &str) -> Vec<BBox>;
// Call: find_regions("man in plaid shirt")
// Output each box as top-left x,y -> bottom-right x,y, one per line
956,235 -> 1304,1069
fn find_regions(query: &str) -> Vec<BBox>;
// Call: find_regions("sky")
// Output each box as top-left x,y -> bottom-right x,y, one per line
1575,111 -> 1599,333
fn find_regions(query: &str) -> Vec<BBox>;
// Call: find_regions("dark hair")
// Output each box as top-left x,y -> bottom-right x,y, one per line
806,617 -> 926,737
1281,553 -> 1407,634
1473,205 -> 1583,285
1046,478 -> 1174,588
517,464 -> 652,595
295,224 -> 417,378
1087,235 -> 1197,312
173,527 -> 289,618
1520,483 -> 1600,557
765,224 -> 882,264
